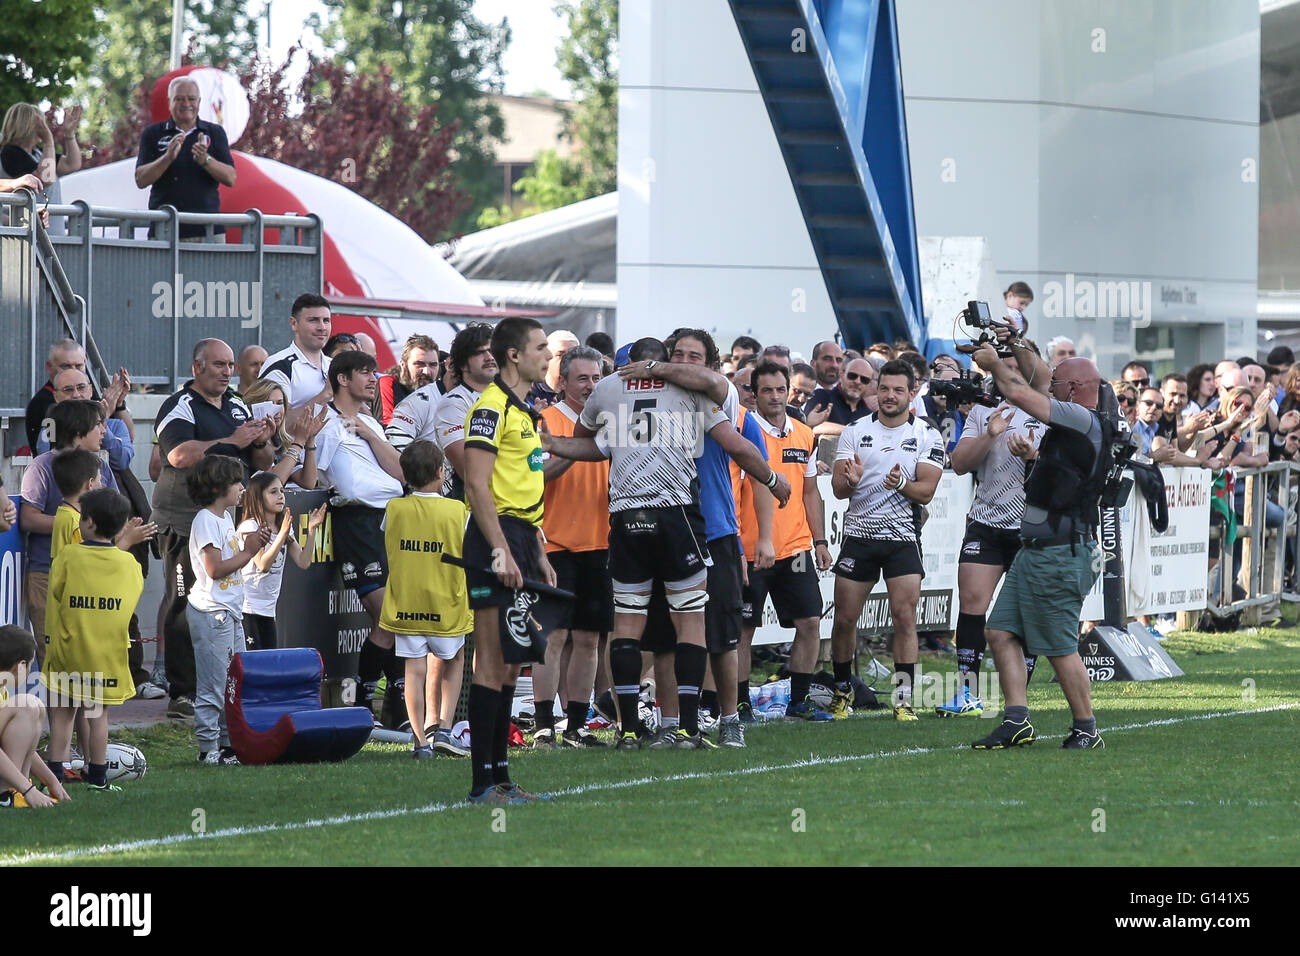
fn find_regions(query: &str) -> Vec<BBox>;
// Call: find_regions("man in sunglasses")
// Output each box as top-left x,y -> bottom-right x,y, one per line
1121,361 -> 1151,393
968,341 -> 1112,751
803,358 -> 874,440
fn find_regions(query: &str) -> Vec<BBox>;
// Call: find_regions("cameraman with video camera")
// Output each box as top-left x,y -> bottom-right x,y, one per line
940,347 -> 1044,718
967,332 -> 1113,751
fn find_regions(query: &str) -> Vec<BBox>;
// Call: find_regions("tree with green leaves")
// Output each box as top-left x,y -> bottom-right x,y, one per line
477,0 -> 618,228
0,0 -> 97,108
554,0 -> 618,198
476,149 -> 585,229
72,0 -> 259,155
313,0 -> 509,236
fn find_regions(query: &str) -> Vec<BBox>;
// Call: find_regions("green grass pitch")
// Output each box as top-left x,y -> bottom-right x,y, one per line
3,627 -> 1297,867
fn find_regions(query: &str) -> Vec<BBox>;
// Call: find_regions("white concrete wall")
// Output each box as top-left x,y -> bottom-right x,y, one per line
618,0 -> 838,356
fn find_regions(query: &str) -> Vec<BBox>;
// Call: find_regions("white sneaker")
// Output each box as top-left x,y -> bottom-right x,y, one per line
135,681 -> 166,700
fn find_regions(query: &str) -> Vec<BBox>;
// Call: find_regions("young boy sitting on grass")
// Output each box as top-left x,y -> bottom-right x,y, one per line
0,626 -> 70,808
41,488 -> 144,794
379,440 -> 472,758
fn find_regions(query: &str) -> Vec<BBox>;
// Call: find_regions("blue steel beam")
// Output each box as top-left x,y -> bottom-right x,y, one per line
728,0 -> 925,349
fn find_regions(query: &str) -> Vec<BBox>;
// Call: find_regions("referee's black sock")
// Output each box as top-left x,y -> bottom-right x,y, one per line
790,671 -> 812,707
535,699 -> 555,731
467,684 -> 499,796
675,643 -> 707,736
833,659 -> 853,687
609,639 -> 643,734
382,647 -> 403,683
492,684 -> 515,786
955,612 -> 986,693
357,639 -> 384,699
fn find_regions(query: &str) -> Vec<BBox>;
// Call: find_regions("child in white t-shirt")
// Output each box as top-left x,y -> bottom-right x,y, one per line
185,456 -> 270,766
237,472 -> 327,650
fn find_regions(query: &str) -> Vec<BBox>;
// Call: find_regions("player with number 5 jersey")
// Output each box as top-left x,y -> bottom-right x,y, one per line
541,337 -> 791,750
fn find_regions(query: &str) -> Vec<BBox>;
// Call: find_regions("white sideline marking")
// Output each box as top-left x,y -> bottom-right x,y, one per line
4,702 -> 1296,866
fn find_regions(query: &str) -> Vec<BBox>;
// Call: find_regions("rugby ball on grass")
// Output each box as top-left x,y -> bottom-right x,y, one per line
70,743 -> 147,782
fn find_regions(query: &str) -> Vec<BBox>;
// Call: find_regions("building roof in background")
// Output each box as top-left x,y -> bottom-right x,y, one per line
438,191 -> 616,285
488,93 -> 575,164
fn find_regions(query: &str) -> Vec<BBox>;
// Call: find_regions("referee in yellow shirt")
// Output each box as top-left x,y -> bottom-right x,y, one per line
462,317 -> 557,805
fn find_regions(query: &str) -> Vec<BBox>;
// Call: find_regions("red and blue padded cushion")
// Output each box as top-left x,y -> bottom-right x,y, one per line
226,648 -> 373,764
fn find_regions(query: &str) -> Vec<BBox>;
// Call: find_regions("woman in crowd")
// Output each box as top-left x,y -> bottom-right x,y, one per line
1185,363 -> 1217,414
0,103 -> 81,234
1113,380 -> 1139,428
240,379 -> 326,489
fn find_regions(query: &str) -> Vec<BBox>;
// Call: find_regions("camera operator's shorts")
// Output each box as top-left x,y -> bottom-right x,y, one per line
549,548 -> 614,633
958,520 -> 1022,571
987,540 -> 1098,657
833,535 -> 924,582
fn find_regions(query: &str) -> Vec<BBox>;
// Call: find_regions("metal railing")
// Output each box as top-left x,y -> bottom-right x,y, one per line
0,191 -> 323,417
1205,459 -> 1300,625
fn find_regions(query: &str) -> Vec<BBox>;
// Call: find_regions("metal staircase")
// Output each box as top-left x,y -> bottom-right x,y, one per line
728,0 -> 925,349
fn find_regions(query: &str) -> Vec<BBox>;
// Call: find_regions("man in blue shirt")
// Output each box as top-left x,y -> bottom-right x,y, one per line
1133,388 -> 1162,455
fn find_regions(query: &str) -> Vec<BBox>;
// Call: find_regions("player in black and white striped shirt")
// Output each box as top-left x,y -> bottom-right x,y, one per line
829,359 -> 946,720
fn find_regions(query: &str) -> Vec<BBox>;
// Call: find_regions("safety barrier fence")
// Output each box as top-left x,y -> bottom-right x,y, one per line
0,192 -> 322,417
1204,460 -> 1300,627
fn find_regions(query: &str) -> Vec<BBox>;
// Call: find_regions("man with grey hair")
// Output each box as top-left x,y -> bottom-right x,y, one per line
34,367 -> 134,470
1045,336 -> 1076,369
25,338 -> 91,451
134,76 -> 236,239
529,329 -> 581,407
532,345 -> 611,748
152,338 -> 276,718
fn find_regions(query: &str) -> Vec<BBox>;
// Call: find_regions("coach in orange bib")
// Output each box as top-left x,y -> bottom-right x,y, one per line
738,362 -> 834,720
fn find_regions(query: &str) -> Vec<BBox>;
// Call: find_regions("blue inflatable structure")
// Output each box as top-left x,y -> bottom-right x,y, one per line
225,648 -> 373,765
